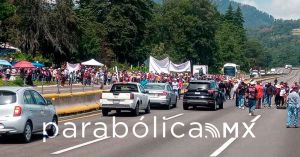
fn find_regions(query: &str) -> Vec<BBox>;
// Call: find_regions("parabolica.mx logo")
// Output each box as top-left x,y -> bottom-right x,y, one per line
42,116 -> 256,142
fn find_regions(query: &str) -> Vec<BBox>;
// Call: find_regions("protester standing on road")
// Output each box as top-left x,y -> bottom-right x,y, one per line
264,82 -> 274,108
172,79 -> 179,98
286,85 -> 300,128
246,82 -> 258,116
256,81 -> 264,109
178,79 -> 183,100
237,81 -> 247,110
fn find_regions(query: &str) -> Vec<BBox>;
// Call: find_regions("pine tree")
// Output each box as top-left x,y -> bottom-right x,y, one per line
225,3 -> 234,22
234,6 -> 244,28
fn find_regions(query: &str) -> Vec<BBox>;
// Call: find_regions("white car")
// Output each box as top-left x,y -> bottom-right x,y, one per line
100,83 -> 150,116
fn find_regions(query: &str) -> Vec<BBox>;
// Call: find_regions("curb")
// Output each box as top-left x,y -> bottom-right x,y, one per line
57,103 -> 102,116
43,90 -> 104,99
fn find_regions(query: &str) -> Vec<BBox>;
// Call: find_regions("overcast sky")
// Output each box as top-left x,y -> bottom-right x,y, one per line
232,0 -> 300,20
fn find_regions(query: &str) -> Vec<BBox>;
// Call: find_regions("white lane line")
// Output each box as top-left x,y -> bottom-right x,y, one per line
163,113 -> 184,121
251,115 -> 261,123
209,138 -> 237,157
51,136 -> 111,155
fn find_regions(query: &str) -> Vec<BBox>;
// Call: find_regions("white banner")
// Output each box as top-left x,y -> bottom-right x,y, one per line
149,56 -> 191,73
169,61 -> 191,73
67,62 -> 81,72
193,65 -> 208,75
149,56 -> 170,74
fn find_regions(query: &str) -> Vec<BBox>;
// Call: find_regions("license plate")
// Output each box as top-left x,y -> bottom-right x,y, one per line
195,92 -> 201,95
113,100 -> 120,104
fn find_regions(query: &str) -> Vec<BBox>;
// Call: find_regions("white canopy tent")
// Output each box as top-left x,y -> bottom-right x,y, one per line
81,59 -> 104,66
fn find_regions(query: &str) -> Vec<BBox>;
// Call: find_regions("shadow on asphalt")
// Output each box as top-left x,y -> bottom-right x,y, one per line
186,106 -> 217,111
0,134 -> 44,144
107,112 -> 147,117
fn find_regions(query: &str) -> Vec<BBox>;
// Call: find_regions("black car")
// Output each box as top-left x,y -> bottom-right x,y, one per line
183,80 -> 224,110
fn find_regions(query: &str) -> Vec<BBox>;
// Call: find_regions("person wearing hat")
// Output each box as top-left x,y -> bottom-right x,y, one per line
286,85 -> 300,128
246,81 -> 258,116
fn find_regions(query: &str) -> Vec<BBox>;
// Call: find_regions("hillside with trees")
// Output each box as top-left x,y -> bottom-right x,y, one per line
1,0 -> 293,73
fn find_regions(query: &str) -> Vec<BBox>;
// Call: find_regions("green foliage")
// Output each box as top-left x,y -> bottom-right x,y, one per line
212,0 -> 274,29
139,0 -> 219,71
4,52 -> 50,63
1,0 -> 296,73
0,0 -> 15,21
247,20 -> 300,67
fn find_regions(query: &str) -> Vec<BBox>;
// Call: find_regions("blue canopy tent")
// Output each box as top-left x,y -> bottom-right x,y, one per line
0,59 -> 12,66
32,62 -> 45,68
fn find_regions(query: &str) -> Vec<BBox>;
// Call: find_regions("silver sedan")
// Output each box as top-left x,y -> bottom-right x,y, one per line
0,87 -> 58,143
144,83 -> 177,109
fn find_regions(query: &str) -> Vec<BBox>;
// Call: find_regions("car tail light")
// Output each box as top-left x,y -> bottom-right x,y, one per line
130,93 -> 134,99
160,92 -> 168,96
208,90 -> 215,94
13,106 -> 22,117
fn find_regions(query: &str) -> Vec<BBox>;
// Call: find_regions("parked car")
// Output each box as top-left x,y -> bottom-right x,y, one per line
183,80 -> 224,111
144,83 -> 177,109
100,83 -> 150,116
0,87 -> 58,143
260,70 -> 266,76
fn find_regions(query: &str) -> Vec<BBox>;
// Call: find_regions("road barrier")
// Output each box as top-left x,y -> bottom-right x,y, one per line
43,90 -> 103,116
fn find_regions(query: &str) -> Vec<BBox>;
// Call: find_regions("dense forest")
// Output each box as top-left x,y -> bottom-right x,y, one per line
0,0 -> 297,73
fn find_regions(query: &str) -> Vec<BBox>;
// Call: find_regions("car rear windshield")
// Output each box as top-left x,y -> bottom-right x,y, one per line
0,91 -> 17,105
187,82 -> 210,90
144,84 -> 165,90
111,84 -> 139,93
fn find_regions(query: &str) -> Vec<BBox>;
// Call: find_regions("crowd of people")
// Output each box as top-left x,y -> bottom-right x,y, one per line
231,79 -> 300,128
1,64 -> 299,128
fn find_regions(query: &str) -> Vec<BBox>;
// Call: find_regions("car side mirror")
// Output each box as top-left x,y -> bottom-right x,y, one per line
46,100 -> 53,106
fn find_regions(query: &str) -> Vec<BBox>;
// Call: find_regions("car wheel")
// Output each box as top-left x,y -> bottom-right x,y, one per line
132,103 -> 140,116
22,121 -> 32,143
102,109 -> 109,116
219,101 -> 224,109
173,98 -> 177,108
47,116 -> 58,136
116,109 -> 122,114
212,101 -> 217,111
166,99 -> 172,110
145,102 -> 151,114
183,104 -> 189,110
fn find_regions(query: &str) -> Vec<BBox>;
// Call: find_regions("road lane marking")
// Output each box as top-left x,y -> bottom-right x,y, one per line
51,136 -> 111,155
209,137 -> 237,157
59,113 -> 101,123
163,113 -> 184,121
250,115 -> 261,123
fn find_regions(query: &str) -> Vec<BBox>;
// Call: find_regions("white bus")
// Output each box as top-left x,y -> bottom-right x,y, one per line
223,63 -> 240,77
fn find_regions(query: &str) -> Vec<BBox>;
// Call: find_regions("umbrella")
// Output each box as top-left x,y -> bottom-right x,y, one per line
13,61 -> 35,68
81,59 -> 104,66
0,60 -> 12,66
32,62 -> 45,68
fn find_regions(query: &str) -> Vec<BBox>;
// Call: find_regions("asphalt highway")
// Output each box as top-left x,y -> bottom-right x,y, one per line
1,69 -> 299,157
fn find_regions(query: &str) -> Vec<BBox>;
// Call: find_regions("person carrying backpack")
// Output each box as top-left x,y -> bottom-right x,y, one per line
265,82 -> 275,108
246,82 -> 258,116
237,82 -> 247,110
